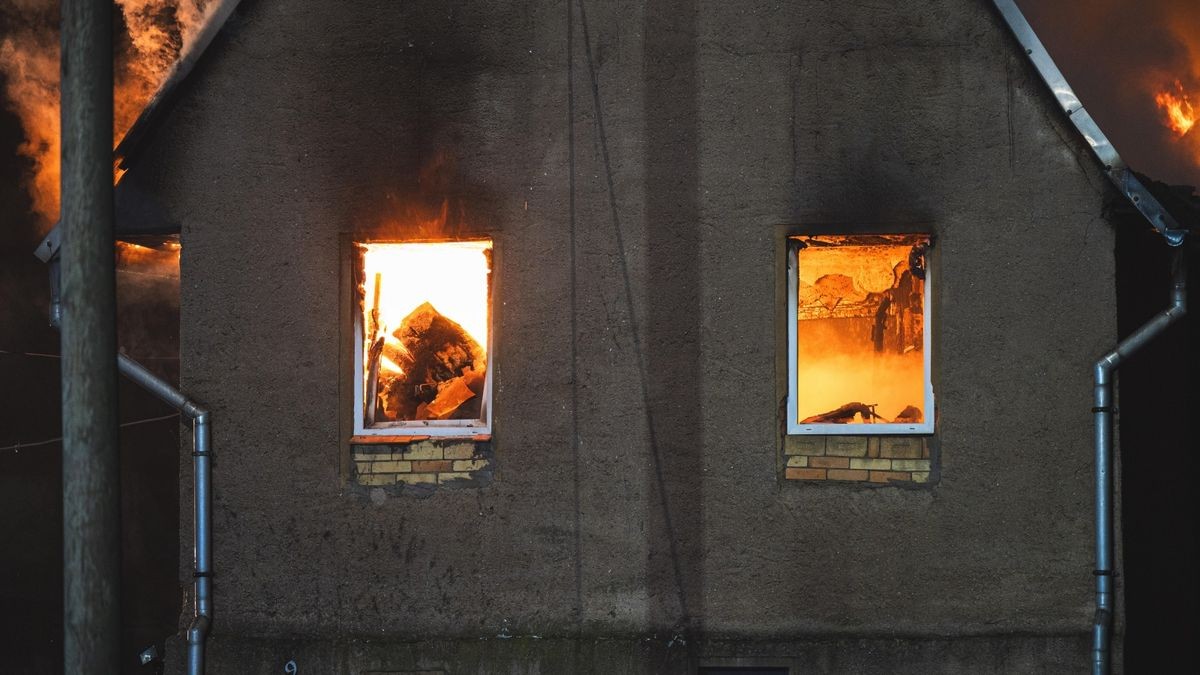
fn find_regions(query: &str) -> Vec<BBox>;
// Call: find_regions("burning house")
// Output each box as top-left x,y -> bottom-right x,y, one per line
12,0 -> 1200,672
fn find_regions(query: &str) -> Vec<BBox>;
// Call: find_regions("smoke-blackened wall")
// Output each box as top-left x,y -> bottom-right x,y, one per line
133,1 -> 1118,672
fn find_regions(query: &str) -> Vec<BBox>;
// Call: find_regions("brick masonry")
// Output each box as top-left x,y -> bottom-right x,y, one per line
784,435 -> 932,485
353,438 -> 494,491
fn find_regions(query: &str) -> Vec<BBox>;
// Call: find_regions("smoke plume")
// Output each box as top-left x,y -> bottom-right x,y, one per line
0,1 -> 218,230
1019,0 -> 1200,186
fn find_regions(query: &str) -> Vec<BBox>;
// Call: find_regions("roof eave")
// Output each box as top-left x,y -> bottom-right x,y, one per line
35,0 -> 243,258
113,0 -> 244,174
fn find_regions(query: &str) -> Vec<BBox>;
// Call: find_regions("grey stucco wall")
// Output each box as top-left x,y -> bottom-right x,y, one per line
138,0 -> 1117,671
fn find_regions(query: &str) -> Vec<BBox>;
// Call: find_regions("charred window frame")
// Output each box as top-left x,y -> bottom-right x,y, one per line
351,238 -> 494,438
786,234 -> 934,435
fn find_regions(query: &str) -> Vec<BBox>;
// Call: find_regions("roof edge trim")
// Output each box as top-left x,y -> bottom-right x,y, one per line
992,0 -> 1187,245
113,0 -> 244,175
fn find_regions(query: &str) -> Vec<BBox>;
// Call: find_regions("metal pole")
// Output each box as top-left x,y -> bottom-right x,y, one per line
60,1 -> 119,673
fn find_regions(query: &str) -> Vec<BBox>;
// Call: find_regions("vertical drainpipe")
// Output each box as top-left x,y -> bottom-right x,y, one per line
59,1 -> 120,672
187,412 -> 211,675
1092,248 -> 1187,674
111,356 -> 213,675
987,4 -> 1192,670
41,252 -> 214,673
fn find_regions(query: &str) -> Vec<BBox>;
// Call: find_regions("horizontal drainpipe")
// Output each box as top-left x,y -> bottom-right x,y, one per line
44,259 -> 212,674
1092,248 -> 1187,675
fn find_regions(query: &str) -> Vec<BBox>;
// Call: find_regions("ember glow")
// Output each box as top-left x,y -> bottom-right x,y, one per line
1155,81 -> 1197,137
359,240 -> 492,427
0,1 -> 220,228
792,235 -> 931,428
115,240 -> 181,277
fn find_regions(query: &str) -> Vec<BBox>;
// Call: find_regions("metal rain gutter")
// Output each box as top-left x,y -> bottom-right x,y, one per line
1091,250 -> 1186,674
992,2 -> 1191,674
992,0 -> 1187,246
117,356 -> 213,675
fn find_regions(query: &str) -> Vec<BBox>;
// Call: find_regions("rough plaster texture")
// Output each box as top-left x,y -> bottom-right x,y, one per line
136,0 -> 1118,670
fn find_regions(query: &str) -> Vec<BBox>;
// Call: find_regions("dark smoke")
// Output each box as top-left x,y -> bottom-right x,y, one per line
1018,0 -> 1200,187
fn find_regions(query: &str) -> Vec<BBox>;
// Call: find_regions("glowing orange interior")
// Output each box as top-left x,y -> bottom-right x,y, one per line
794,235 -> 928,426
360,240 -> 492,425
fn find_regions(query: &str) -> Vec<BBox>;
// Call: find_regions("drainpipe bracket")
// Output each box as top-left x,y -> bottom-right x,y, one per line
185,615 -> 211,643
34,224 -> 62,263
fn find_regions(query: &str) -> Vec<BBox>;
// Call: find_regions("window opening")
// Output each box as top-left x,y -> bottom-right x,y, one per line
787,233 -> 933,435
353,239 -> 493,437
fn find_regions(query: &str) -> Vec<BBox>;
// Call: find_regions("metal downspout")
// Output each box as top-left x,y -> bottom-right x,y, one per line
989,2 -> 1193,670
187,411 -> 211,675
114,356 -> 212,675
1092,249 -> 1187,674
42,258 -> 213,674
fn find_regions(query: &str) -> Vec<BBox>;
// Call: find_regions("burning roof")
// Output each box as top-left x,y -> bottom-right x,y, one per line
995,0 -> 1194,244
1,1 -> 242,239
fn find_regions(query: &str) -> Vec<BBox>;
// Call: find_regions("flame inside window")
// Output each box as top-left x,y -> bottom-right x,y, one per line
789,234 -> 933,433
357,240 -> 492,432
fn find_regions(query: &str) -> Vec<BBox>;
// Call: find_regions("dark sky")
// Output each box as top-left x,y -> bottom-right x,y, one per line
1019,0 -> 1200,188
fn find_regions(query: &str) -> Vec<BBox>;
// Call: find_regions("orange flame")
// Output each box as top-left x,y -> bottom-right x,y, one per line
0,1 -> 219,230
360,240 -> 493,425
362,241 -> 492,353
1155,81 -> 1197,137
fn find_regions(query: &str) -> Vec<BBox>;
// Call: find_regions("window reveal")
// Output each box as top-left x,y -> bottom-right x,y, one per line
787,234 -> 934,435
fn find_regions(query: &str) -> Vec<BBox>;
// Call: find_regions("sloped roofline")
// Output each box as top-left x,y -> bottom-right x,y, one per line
36,0 -> 243,260
113,0 -> 244,174
36,0 -> 1184,260
992,0 -> 1187,246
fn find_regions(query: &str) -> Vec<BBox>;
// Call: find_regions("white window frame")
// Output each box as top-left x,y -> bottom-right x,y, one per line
786,235 -> 934,435
352,240 -> 493,437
